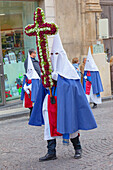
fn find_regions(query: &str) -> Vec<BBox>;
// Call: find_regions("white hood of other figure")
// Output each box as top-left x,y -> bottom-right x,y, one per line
26,52 -> 40,80
51,33 -> 80,81
84,47 -> 99,72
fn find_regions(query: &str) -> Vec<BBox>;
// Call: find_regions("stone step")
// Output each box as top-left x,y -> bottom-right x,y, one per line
0,105 -> 29,121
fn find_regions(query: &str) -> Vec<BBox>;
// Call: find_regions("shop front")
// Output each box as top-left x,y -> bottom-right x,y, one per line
0,0 -> 39,105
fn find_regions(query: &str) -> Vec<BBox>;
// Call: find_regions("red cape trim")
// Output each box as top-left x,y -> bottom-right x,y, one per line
48,95 -> 62,137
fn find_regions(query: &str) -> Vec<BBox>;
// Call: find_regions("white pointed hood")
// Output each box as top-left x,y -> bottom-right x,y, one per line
84,47 -> 99,71
26,53 -> 40,80
51,33 -> 80,80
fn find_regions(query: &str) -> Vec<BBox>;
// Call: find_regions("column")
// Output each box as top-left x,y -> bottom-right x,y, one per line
82,0 -> 102,54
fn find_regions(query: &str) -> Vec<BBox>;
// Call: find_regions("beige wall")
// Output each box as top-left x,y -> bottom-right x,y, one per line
40,0 -> 82,60
54,0 -> 82,61
43,0 -> 102,61
93,53 -> 111,97
42,0 -> 102,59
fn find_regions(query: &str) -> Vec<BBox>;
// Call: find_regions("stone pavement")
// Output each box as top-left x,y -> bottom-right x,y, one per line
0,100 -> 113,170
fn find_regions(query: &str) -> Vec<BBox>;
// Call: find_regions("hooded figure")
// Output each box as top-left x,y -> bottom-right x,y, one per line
29,33 -> 97,161
83,47 -> 104,108
21,52 -> 40,115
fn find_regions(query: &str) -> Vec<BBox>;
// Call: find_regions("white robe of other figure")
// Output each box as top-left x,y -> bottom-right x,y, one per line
84,47 -> 102,104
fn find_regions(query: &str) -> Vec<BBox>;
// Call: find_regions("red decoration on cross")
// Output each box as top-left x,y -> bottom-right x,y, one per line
25,7 -> 58,88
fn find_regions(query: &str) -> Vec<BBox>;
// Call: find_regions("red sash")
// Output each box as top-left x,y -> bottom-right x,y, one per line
25,90 -> 32,108
48,95 -> 62,137
24,79 -> 32,108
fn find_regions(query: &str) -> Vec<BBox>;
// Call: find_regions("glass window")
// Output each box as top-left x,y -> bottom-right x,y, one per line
0,1 -> 38,100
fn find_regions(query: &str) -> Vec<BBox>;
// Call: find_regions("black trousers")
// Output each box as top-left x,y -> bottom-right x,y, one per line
29,107 -> 33,117
47,136 -> 81,155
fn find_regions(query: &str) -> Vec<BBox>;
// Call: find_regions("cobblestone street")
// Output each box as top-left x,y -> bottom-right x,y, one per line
0,100 -> 113,170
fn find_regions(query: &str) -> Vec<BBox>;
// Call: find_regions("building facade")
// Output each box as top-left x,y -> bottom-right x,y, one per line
0,0 -> 109,105
100,0 -> 113,59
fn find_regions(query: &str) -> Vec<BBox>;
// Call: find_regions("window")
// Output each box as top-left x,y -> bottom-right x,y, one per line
0,1 -> 38,100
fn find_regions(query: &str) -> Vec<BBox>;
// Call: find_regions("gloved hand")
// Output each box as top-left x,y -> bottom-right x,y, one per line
23,84 -> 32,94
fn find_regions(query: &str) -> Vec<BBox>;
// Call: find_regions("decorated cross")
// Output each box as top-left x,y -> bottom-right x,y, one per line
25,7 -> 58,88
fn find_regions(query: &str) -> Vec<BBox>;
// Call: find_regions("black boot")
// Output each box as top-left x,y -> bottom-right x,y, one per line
92,103 -> 97,109
39,139 -> 57,162
70,136 -> 82,159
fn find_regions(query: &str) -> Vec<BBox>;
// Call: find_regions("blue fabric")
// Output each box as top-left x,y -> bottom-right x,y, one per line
96,93 -> 100,97
63,134 -> 69,145
21,76 -> 26,100
29,84 -> 57,126
90,71 -> 103,94
84,71 -> 103,94
83,72 -> 87,93
29,82 -> 49,126
21,76 -> 40,102
87,75 -> 91,82
57,75 -> 97,134
73,63 -> 81,78
29,75 -> 97,134
31,79 -> 40,102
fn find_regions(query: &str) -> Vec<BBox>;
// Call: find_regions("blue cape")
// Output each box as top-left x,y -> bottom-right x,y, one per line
21,76 -> 40,102
29,75 -> 97,134
31,79 -> 40,102
57,76 -> 97,134
83,71 -> 103,94
21,76 -> 26,101
29,82 -> 56,126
